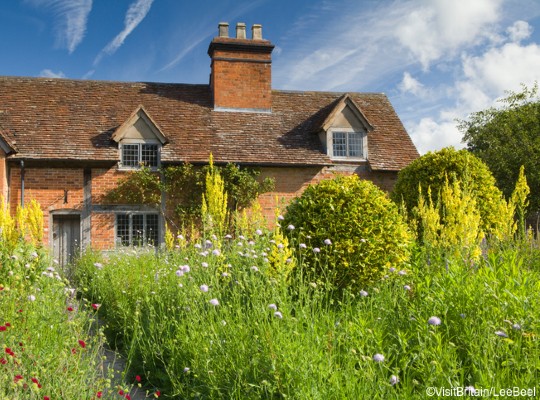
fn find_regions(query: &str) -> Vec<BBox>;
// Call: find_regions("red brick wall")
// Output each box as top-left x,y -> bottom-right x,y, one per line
257,165 -> 397,222
9,167 -> 84,245
210,46 -> 272,110
7,164 -> 397,249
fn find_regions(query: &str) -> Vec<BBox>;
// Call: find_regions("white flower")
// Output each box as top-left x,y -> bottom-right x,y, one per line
183,367 -> 190,373
175,270 -> 184,277
390,375 -> 399,385
177,234 -> 184,240
398,270 -> 407,276
181,265 -> 190,273
28,295 -> 36,302
221,272 -> 229,277
201,262 -> 209,268
324,239 -> 332,245
274,311 -> 283,319
299,243 -> 307,249
277,215 -> 284,221
313,247 -> 321,253
212,249 -> 221,256
225,234 -> 232,239
404,285 -> 411,291
512,323 -> 521,330
200,284 -> 209,293
268,304 -> 278,311
239,235 -> 246,240
373,353 -> 385,362
287,224 -> 295,230
250,266 -> 259,272
277,243 -> 284,249
31,252 -> 38,258
495,330 -> 508,338
255,229 -> 263,236
389,267 -> 396,273
209,298 -> 219,306
359,290 -> 368,297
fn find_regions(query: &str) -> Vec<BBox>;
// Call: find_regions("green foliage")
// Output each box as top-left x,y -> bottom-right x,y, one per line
201,154 -> 228,238
74,231 -> 540,399
416,178 -> 485,262
460,83 -> 540,216
510,165 -> 530,237
283,175 -> 413,290
391,147 -> 510,238
103,166 -> 161,205
103,161 -> 274,233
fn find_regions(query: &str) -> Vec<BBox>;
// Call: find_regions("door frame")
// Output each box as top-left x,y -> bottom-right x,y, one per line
50,210 -> 82,265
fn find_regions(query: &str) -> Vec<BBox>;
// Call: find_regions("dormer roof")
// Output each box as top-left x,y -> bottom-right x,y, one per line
111,105 -> 168,144
321,94 -> 374,133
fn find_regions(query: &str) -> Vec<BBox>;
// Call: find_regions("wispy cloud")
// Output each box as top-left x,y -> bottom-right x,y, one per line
39,69 -> 66,78
159,0 -> 267,72
26,0 -> 92,53
94,0 -> 154,65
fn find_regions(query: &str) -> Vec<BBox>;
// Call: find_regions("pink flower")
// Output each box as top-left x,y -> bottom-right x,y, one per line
92,304 -> 101,310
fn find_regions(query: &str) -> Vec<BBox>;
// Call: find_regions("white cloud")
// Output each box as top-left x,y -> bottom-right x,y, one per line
408,117 -> 462,154
399,72 -> 425,97
506,20 -> 532,43
395,0 -> 503,69
94,0 -> 153,65
26,0 -> 92,53
39,69 -> 66,78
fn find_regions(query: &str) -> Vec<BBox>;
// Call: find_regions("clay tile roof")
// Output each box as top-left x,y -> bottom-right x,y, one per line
0,76 -> 419,171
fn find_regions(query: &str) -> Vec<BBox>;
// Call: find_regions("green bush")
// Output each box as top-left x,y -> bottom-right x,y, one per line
391,147 -> 509,237
283,175 -> 413,290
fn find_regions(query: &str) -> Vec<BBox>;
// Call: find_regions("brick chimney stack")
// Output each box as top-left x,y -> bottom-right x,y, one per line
208,22 -> 275,112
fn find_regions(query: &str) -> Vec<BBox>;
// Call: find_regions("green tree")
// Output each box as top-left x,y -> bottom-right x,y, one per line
460,83 -> 540,218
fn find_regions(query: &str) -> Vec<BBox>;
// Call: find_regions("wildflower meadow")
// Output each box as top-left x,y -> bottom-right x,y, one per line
1,158 -> 540,399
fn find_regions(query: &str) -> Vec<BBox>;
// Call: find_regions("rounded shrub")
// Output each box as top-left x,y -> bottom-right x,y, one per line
390,147 -> 507,236
283,175 -> 413,290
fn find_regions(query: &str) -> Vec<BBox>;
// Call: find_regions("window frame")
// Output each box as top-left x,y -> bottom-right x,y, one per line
119,139 -> 161,170
328,128 -> 367,161
115,212 -> 159,247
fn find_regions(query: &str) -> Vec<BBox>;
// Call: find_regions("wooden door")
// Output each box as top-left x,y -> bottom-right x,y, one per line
53,215 -> 81,267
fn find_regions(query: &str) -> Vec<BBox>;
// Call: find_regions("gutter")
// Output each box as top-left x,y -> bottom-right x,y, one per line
20,160 -> 24,207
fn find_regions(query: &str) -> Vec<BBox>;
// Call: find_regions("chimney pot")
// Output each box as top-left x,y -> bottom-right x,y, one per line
236,22 -> 246,39
218,22 -> 229,38
252,24 -> 263,40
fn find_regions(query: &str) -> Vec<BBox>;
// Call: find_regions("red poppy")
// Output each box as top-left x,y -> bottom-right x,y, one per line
5,323 -> 10,327
71,348 -> 77,355
14,374 -> 23,383
96,391 -> 102,398
125,395 -> 132,400
44,397 -> 50,400
155,391 -> 161,397
67,307 -> 74,312
92,304 -> 100,310
0,326 -> 6,332
0,358 -> 7,364
118,390 -> 124,396
135,375 -> 141,382
78,340 -> 86,348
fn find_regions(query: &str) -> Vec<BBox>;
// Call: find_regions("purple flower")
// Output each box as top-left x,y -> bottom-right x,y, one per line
390,375 -> 399,385
200,284 -> 209,293
398,270 -> 407,276
404,285 -> 411,291
373,353 -> 385,362
250,266 -> 259,272
94,262 -> 103,270
287,224 -> 295,230
212,249 -> 221,256
428,316 -> 441,326
268,304 -> 278,311
359,290 -> 368,297
209,298 -> 219,306
181,265 -> 190,273
277,215 -> 285,221
274,311 -> 283,319
324,239 -> 332,245
175,270 -> 184,277
495,330 -> 508,338
512,323 -> 521,330
313,247 -> 321,253
299,243 -> 307,249
201,262 -> 208,268
389,267 -> 396,273
255,229 -> 263,236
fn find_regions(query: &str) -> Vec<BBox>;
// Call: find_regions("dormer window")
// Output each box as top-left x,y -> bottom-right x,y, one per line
320,94 -> 373,162
112,105 -> 169,170
120,142 -> 160,168
331,129 -> 366,159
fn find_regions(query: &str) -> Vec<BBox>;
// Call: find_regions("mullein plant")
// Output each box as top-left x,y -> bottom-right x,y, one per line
201,154 -> 228,240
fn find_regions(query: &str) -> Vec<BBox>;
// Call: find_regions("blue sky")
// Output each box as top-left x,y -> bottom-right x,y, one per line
2,0 -> 540,154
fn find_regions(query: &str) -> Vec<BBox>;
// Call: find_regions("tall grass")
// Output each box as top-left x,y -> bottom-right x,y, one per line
0,242 -> 115,399
75,233 -> 540,399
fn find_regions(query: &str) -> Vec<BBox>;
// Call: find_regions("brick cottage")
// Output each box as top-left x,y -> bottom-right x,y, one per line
0,22 -> 419,265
